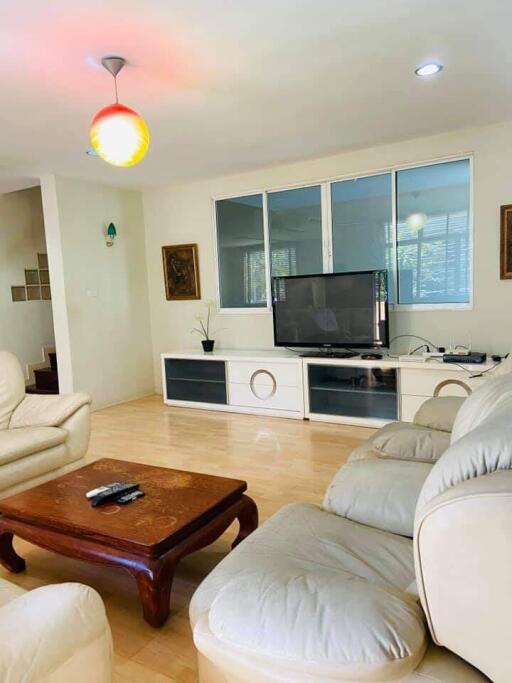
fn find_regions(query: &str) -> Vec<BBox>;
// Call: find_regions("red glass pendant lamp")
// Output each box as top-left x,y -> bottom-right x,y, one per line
90,56 -> 150,167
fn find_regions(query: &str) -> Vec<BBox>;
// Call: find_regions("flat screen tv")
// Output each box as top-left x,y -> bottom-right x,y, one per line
272,270 -> 389,349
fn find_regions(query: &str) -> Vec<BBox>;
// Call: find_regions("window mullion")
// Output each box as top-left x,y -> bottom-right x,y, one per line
321,182 -> 333,273
391,170 -> 399,305
262,191 -> 272,309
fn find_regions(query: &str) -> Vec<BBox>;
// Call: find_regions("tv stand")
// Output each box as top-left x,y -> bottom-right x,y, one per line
300,350 -> 358,359
161,349 -> 493,428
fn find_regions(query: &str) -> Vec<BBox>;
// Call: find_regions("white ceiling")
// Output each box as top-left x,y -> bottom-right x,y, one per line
1,0 -> 512,191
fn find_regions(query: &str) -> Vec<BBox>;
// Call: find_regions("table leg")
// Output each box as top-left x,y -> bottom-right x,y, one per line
133,559 -> 177,628
232,495 -> 259,549
0,532 -> 26,573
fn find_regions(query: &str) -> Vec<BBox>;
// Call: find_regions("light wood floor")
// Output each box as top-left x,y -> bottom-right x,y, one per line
1,395 -> 374,683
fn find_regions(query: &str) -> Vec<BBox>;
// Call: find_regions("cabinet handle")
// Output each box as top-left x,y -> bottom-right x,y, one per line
433,379 -> 472,397
249,369 -> 277,400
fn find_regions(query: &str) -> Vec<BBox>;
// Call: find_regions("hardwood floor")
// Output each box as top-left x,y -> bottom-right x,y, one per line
0,395 -> 374,682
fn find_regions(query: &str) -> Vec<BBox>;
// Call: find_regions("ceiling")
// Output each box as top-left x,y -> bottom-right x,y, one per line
1,0 -> 512,191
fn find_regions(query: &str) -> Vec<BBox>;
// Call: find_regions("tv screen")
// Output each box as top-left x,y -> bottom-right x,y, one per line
272,270 -> 389,349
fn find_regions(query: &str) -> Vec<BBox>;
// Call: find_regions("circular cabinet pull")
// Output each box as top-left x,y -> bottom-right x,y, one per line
249,369 -> 277,400
433,378 -> 472,397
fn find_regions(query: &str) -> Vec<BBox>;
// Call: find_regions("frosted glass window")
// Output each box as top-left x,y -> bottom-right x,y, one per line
397,159 -> 470,304
331,174 -> 394,300
268,186 -> 323,277
214,159 -> 471,310
216,195 -> 266,308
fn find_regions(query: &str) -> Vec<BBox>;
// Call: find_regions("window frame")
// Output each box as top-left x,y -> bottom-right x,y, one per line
212,190 -> 270,314
392,155 -> 473,311
212,154 -> 473,314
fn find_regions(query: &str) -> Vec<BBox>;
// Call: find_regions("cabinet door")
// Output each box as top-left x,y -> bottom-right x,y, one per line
228,361 -> 299,388
165,359 -> 227,404
229,382 -> 301,411
308,365 -> 398,420
400,368 -> 485,397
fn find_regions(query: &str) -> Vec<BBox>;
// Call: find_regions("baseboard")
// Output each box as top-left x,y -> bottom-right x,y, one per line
91,391 -> 157,412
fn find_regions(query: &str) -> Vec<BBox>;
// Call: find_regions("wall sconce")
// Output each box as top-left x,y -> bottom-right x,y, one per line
106,222 -> 117,247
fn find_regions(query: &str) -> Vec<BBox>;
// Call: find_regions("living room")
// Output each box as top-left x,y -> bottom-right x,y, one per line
0,2 -> 511,682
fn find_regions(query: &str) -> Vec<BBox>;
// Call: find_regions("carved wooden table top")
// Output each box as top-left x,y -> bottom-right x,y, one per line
0,458 -> 258,626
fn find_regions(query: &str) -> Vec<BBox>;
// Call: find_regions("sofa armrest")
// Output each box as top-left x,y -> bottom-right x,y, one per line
9,393 -> 91,429
0,583 -> 112,683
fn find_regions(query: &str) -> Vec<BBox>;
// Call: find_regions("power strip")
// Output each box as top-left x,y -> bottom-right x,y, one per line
398,354 -> 427,362
421,351 -> 445,359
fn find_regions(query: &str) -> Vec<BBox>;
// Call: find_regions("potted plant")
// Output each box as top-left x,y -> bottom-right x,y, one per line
191,300 -> 217,352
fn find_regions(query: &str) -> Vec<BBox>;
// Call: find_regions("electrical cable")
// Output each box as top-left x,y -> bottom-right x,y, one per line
409,344 -> 428,355
389,334 -> 439,351
426,356 -> 500,378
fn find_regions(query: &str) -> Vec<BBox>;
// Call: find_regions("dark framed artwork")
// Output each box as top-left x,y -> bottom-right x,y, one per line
500,205 -> 512,279
162,243 -> 201,300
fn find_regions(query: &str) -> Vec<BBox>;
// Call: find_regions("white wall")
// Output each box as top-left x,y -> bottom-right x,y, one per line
41,176 -> 154,408
144,120 -> 512,391
0,186 -> 55,378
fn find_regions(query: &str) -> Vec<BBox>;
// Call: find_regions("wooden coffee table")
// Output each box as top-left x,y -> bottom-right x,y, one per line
0,458 -> 258,627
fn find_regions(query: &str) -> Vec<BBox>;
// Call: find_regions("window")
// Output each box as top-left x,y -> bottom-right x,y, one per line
216,194 -> 266,308
268,186 -> 323,277
243,249 -> 266,305
331,173 -> 394,300
396,159 -> 470,304
214,157 -> 471,310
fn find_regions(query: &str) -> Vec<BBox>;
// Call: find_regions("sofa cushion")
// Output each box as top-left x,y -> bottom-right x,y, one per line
371,423 -> 450,463
323,459 -> 432,537
348,422 -> 411,462
191,503 -> 426,681
417,411 -> 512,516
0,352 -> 25,430
0,427 -> 67,467
451,372 -> 512,443
413,396 -> 465,433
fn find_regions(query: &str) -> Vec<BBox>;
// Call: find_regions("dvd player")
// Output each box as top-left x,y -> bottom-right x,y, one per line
443,352 -> 487,364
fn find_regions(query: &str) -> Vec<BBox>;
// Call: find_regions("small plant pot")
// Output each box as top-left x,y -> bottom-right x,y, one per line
201,339 -> 215,353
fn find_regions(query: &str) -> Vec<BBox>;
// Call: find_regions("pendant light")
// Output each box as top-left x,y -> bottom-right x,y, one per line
405,212 -> 428,232
90,56 -> 150,168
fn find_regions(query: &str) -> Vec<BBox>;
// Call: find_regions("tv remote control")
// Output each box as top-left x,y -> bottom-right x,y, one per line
90,483 -> 139,507
85,483 -> 121,500
117,490 -> 145,505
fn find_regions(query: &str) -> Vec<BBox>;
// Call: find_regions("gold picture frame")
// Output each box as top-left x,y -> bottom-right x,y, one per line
162,244 -> 201,300
500,204 -> 512,279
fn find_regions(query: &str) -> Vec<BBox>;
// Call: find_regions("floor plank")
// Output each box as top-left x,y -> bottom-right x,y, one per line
0,395 -> 374,681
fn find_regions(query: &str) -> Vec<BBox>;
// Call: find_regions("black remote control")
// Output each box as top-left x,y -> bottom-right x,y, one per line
117,490 -> 145,505
90,483 -> 139,507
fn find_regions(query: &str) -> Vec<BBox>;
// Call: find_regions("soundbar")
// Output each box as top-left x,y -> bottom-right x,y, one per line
443,352 -> 487,364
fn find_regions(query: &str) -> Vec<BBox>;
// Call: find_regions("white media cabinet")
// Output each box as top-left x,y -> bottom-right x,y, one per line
161,350 -> 494,427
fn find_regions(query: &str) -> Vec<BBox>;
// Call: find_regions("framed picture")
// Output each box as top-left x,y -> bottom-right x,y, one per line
500,204 -> 512,279
162,243 -> 201,300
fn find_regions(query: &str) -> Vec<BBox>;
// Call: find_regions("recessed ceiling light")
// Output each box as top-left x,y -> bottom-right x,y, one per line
415,63 -> 443,77
86,148 -> 99,156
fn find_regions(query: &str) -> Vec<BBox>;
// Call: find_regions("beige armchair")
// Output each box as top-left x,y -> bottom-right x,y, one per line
0,578 -> 112,682
0,351 -> 91,499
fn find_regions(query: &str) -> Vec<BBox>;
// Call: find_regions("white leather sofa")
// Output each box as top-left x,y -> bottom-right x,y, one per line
0,351 -> 91,499
0,578 -> 112,682
190,370 -> 512,683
